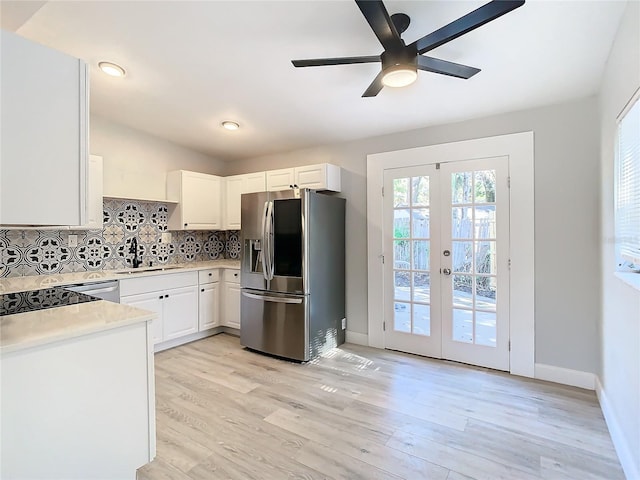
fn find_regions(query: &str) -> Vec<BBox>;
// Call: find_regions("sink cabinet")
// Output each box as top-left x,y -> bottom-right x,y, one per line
119,271 -> 198,348
1,30 -> 89,227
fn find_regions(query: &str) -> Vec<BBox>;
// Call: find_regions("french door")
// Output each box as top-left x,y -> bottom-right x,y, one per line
383,156 -> 510,371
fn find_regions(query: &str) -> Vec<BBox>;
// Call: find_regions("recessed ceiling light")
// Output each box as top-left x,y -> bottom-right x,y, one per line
98,61 -> 126,77
221,121 -> 240,131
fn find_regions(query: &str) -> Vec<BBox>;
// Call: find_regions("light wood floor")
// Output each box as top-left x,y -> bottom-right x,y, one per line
137,334 -> 624,480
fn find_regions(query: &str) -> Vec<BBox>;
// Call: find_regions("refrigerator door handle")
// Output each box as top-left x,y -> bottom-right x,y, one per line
242,291 -> 303,304
266,200 -> 275,280
261,201 -> 270,281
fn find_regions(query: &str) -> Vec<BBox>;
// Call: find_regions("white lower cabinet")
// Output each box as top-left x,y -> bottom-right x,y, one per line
198,268 -> 220,330
120,271 -> 198,347
222,269 -> 241,329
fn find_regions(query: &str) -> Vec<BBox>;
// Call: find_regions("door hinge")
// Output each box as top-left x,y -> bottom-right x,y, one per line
435,163 -> 441,170
508,340 -> 511,351
382,186 -> 384,197
507,176 -> 511,188
379,254 -> 385,264
383,321 -> 386,331
508,258 -> 511,269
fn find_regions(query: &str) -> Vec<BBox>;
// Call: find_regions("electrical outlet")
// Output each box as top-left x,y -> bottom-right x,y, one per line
68,234 -> 78,248
161,232 -> 171,244
341,318 -> 346,330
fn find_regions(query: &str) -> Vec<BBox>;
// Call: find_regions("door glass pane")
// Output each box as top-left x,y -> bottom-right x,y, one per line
412,208 -> 430,238
476,311 -> 496,347
394,209 -> 410,238
394,302 -> 411,332
475,206 -> 496,239
412,240 -> 429,270
452,241 -> 472,273
394,240 -> 410,269
452,274 -> 473,308
394,271 -> 410,301
411,176 -> 429,206
452,207 -> 473,239
476,276 -> 497,311
452,172 -> 473,204
394,178 -> 409,207
413,273 -> 430,303
273,199 -> 302,277
452,309 -> 473,343
474,170 -> 496,203
475,241 -> 496,274
413,303 -> 430,336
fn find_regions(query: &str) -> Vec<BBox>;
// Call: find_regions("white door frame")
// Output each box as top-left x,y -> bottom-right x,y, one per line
366,132 -> 535,378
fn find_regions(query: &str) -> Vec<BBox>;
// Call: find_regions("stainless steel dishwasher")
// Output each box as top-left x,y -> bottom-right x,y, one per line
65,280 -> 120,303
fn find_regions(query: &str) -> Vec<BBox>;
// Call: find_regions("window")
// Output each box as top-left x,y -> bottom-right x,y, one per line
615,91 -> 640,267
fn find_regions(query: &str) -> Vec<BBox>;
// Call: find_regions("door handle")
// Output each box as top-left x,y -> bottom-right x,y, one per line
242,291 -> 303,304
442,268 -> 452,275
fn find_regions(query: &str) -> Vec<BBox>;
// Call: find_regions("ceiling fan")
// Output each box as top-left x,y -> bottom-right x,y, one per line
292,0 -> 525,97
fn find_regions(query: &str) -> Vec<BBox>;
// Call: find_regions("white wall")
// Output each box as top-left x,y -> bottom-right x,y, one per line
91,115 -> 225,200
226,95 -> 601,375
598,1 -> 640,478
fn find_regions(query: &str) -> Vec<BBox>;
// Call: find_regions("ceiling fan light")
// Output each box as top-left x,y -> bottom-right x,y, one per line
382,65 -> 417,88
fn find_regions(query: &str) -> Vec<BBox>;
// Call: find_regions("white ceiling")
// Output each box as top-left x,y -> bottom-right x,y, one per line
1,1 -> 627,161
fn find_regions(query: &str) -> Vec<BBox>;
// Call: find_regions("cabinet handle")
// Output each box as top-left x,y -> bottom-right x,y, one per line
201,288 -> 205,292
184,223 -> 188,227
234,273 -> 238,277
165,294 -> 170,298
208,273 -> 212,276
159,295 -> 164,299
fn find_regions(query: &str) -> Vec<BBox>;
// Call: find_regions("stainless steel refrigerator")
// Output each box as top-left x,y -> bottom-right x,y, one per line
240,189 -> 345,361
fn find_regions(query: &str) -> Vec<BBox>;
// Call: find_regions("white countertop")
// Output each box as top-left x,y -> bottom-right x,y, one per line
0,259 -> 241,353
0,300 -> 156,354
0,259 -> 241,295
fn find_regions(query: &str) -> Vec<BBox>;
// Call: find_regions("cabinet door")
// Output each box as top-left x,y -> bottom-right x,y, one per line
120,292 -> 164,344
1,30 -> 88,226
181,172 -> 221,229
224,176 -> 243,230
199,283 -> 220,330
266,169 -> 295,191
294,164 -> 327,189
223,282 -> 242,329
244,172 -> 266,193
163,285 -> 198,340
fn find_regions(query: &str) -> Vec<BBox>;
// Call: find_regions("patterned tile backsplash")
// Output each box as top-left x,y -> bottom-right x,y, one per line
0,199 -> 241,278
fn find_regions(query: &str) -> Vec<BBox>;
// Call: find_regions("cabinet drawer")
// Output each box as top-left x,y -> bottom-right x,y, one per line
223,269 -> 240,283
198,268 -> 220,284
119,271 -> 198,297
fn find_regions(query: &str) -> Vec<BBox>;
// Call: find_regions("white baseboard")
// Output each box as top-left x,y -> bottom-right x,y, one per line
345,330 -> 368,346
596,377 -> 640,480
534,363 -> 595,390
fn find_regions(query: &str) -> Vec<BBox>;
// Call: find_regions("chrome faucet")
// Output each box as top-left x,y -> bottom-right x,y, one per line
129,237 -> 142,268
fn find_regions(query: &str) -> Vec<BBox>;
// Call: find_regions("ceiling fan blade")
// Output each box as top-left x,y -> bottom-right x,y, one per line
292,55 -> 380,67
410,0 -> 525,55
417,56 -> 480,79
355,0 -> 404,52
362,70 -> 385,97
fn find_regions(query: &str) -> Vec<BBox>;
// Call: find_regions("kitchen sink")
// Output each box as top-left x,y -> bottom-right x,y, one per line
115,265 -> 184,275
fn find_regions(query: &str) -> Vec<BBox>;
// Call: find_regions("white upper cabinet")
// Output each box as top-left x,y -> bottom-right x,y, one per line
72,154 -> 103,230
266,169 -> 296,191
223,172 -> 266,230
166,170 -> 222,230
0,31 -> 89,226
266,164 -> 341,192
